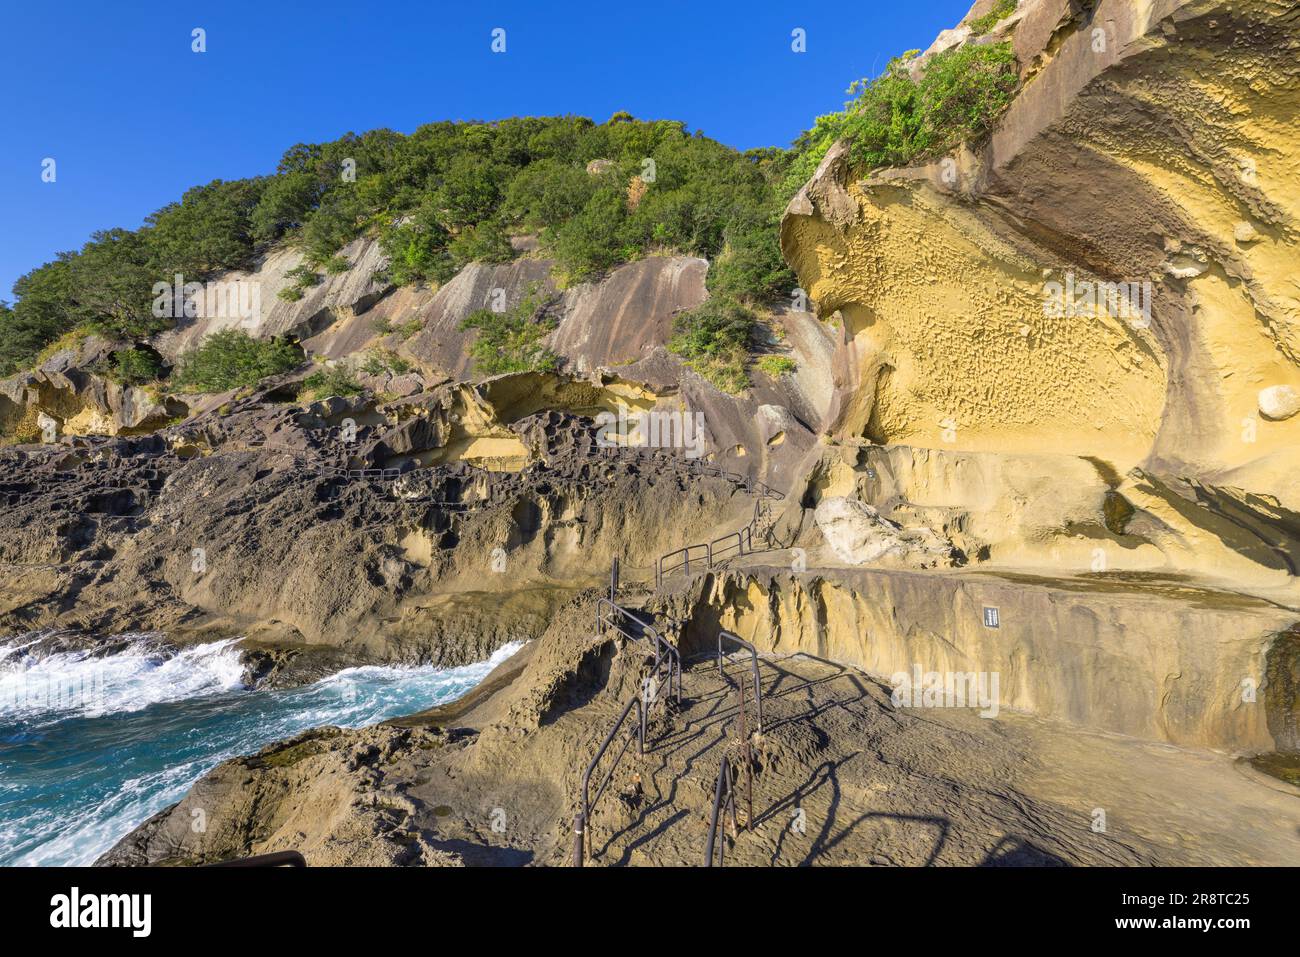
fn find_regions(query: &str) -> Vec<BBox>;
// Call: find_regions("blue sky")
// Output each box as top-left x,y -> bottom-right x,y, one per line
0,0 -> 972,298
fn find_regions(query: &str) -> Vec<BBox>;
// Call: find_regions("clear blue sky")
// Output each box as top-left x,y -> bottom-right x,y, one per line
0,0 -> 972,298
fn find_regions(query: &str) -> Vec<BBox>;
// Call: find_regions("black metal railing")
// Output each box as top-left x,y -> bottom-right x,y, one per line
654,543 -> 711,589
574,694 -> 645,866
704,668 -> 759,867
704,756 -> 739,867
595,598 -> 681,705
653,510 -> 764,589
717,630 -> 763,734
206,850 -> 306,868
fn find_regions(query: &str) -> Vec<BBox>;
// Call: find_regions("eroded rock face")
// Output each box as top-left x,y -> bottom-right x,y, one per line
0,406 -> 757,659
691,566 -> 1295,751
813,496 -> 954,566
780,0 -> 1300,591
0,337 -> 188,439
151,237 -> 391,362
99,586 -> 1300,867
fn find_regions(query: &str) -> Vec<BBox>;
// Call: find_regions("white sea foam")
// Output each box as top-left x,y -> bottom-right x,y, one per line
0,635 -> 245,722
0,637 -> 526,866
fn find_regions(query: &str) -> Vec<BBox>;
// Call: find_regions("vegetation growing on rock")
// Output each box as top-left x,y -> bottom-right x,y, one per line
300,364 -> 363,401
782,43 -> 1019,196
360,347 -> 412,377
1,51 -> 1015,390
100,347 -> 164,386
757,355 -> 797,378
171,330 -> 303,393
669,297 -> 758,393
458,283 -> 560,376
1,116 -> 799,377
968,0 -> 1018,35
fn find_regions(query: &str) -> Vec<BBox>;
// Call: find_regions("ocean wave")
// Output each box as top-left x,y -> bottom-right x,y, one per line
0,637 -> 525,865
0,634 -> 246,723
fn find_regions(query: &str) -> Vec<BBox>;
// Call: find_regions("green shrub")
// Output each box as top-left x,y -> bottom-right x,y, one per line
172,330 -> 303,393
501,159 -> 597,228
145,179 -> 263,276
373,316 -> 424,341
707,213 -> 796,305
360,347 -> 412,376
912,44 -> 1019,153
782,42 -> 1019,191
286,264 -> 321,288
323,255 -> 351,274
300,365 -> 363,400
379,201 -> 457,286
278,286 -> 305,302
968,0 -> 1018,35
757,355 -> 797,378
458,283 -> 559,376
668,297 -> 757,394
549,187 -> 629,283
103,347 -> 164,386
448,221 -> 514,267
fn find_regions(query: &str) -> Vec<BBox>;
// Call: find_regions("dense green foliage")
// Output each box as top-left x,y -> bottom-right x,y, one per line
171,330 -> 303,393
781,43 -> 1019,198
458,283 -> 560,376
2,116 -> 799,377
100,347 -> 164,386
669,298 -> 758,394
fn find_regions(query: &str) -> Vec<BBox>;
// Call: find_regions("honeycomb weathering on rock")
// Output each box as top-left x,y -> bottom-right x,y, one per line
781,0 -> 1300,588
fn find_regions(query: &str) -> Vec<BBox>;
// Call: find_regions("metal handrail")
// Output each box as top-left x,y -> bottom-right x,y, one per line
206,850 -> 306,867
717,631 -> 763,733
704,756 -> 738,867
654,543 -> 709,589
655,523 -> 756,589
575,694 -> 645,865
595,598 -> 681,703
708,527 -> 752,565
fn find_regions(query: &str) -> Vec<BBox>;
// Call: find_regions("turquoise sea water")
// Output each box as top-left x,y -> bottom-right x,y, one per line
0,635 -> 520,866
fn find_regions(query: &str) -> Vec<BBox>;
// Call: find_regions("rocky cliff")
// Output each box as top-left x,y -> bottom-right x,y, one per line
8,0 -> 1300,868
782,0 -> 1300,594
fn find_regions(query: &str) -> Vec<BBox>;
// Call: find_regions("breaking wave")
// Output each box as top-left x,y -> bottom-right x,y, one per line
0,635 -> 523,866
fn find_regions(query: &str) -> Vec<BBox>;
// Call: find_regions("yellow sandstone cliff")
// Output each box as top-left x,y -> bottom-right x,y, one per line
781,0 -> 1300,595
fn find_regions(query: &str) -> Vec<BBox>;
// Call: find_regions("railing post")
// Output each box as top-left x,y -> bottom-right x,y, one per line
573,813 -> 585,867
610,557 -> 620,603
738,673 -> 752,831
705,755 -> 729,867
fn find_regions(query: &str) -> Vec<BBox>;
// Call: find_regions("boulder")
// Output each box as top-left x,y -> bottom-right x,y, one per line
814,497 -> 906,564
1259,385 -> 1300,421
